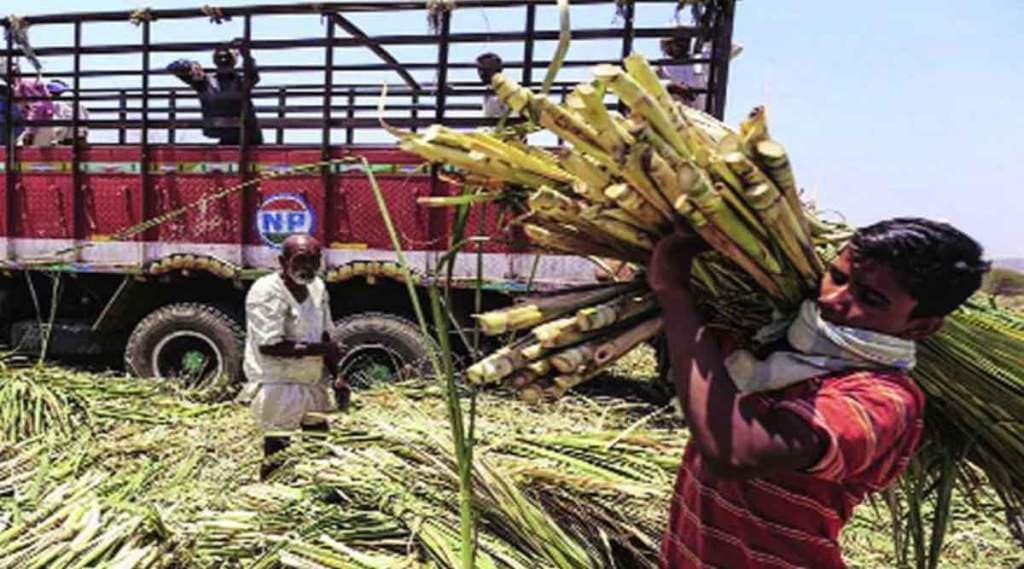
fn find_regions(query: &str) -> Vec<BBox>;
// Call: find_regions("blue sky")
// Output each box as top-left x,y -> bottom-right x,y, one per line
15,0 -> 1023,258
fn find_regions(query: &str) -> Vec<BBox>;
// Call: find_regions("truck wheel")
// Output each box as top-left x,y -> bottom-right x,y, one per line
332,312 -> 436,388
125,303 -> 244,388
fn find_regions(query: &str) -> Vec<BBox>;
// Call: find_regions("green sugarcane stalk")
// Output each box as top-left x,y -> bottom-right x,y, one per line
363,157 -> 477,569
595,64 -> 692,163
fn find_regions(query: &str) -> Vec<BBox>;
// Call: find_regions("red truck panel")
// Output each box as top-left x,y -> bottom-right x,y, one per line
0,145 -> 596,288
151,147 -> 243,245
82,147 -> 144,241
14,147 -> 75,240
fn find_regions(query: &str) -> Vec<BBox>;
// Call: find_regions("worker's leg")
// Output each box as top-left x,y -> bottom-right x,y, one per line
260,434 -> 290,481
300,421 -> 329,433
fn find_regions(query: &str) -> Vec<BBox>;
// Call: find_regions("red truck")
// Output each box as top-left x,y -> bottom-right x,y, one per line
0,1 -> 735,387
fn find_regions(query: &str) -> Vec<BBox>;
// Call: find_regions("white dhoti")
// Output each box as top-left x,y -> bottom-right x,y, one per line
247,382 -> 334,431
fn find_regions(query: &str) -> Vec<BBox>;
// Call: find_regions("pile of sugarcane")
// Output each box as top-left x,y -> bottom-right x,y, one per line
0,365 -> 685,568
388,55 -> 1024,514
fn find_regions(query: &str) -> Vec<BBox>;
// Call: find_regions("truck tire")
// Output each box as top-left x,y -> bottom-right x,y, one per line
331,312 -> 437,388
125,303 -> 244,388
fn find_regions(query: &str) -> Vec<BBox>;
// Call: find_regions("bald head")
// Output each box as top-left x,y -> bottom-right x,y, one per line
280,234 -> 322,286
281,234 -> 321,260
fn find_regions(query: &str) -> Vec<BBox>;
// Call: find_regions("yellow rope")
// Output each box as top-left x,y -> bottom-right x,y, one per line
128,7 -> 154,26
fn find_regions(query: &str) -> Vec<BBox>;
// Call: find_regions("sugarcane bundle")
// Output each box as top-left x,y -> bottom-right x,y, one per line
389,55 -> 1024,508
387,54 -> 826,394
0,365 -> 90,443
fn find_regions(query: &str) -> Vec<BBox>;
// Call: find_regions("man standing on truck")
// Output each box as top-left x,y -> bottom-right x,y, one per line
658,30 -> 742,110
167,39 -> 263,145
241,234 -> 350,480
650,217 -> 987,568
0,58 -> 53,147
477,52 -> 509,119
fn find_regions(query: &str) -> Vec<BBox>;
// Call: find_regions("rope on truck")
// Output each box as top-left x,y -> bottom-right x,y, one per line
50,158 -> 351,260
4,15 -> 42,77
128,7 -> 155,26
26,157 -> 429,281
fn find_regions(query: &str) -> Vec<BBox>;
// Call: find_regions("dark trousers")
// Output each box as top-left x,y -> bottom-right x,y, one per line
217,129 -> 263,145
259,421 -> 329,481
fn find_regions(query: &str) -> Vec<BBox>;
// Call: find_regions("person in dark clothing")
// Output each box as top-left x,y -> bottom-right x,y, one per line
167,39 -> 263,145
0,81 -> 25,146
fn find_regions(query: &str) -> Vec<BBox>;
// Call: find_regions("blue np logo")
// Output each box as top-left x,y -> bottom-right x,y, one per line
256,193 -> 316,247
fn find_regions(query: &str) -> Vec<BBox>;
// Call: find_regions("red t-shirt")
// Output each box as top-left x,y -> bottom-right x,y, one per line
660,369 -> 925,569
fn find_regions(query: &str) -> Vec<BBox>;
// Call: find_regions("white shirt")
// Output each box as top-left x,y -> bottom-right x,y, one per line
483,93 -> 509,119
243,272 -> 333,385
660,42 -> 742,110
29,100 -> 89,147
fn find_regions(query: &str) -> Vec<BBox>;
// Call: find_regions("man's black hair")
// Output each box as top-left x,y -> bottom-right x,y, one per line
850,217 -> 989,317
476,52 -> 503,68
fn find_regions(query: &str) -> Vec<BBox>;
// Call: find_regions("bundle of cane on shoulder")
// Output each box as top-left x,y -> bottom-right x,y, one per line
389,54 -> 1024,514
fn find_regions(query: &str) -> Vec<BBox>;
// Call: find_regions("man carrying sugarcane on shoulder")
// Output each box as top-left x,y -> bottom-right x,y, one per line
649,217 -> 988,568
241,234 -> 351,481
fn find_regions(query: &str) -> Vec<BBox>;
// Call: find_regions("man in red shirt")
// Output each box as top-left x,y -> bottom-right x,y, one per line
650,218 -> 989,568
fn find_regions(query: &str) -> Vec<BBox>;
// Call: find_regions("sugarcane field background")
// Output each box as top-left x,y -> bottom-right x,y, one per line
3,1 -> 1024,568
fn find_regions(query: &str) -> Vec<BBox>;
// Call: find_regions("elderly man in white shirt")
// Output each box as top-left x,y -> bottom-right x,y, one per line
242,234 -> 348,480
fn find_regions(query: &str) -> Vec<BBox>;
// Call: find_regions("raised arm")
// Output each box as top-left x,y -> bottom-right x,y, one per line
166,60 -> 208,91
648,229 -> 824,474
231,38 -> 260,86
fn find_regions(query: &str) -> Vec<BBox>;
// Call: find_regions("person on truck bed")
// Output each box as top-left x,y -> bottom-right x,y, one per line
0,58 -> 54,147
240,234 -> 350,481
0,80 -> 25,146
32,80 -> 90,147
167,39 -> 263,145
477,52 -> 509,119
650,217 -> 988,568
658,31 -> 742,110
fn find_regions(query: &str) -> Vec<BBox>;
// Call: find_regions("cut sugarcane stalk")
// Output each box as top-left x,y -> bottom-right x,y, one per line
494,74 -> 610,162
589,206 -> 650,232
466,338 -> 546,384
621,145 -> 676,221
533,316 -> 580,346
739,105 -> 769,154
593,316 -> 665,367
644,149 -> 685,205
725,151 -> 823,275
574,82 -> 635,157
754,138 -> 811,236
689,182 -> 785,277
598,217 -> 655,251
526,359 -> 551,377
603,184 -> 666,228
565,149 -> 610,197
678,104 -> 737,143
741,183 -> 821,286
528,186 -> 580,220
475,282 -> 641,336
461,131 -> 574,183
550,344 -> 596,374
675,199 -> 787,299
524,223 -> 645,263
576,292 -> 657,332
594,64 -> 693,163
